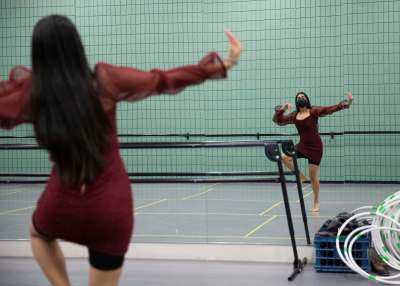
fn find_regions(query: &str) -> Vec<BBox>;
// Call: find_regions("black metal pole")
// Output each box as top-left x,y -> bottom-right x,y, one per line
264,143 -> 306,281
280,141 -> 311,246
292,155 -> 311,245
276,157 -> 307,281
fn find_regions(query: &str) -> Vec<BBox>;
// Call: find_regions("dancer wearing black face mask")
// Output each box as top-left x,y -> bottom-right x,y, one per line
273,91 -> 353,212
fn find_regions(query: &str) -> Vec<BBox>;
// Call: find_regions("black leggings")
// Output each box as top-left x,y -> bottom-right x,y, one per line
89,249 -> 125,271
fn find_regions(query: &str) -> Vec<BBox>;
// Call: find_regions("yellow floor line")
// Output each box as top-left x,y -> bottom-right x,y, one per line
258,201 -> 283,216
296,190 -> 313,203
0,206 -> 35,215
0,200 -> 36,203
259,184 -> 312,216
181,183 -> 219,200
134,199 -> 167,212
0,190 -> 24,197
244,215 -> 278,238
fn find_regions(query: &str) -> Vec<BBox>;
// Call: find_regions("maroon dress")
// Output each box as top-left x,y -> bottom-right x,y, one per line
0,52 -> 226,256
273,103 -> 348,165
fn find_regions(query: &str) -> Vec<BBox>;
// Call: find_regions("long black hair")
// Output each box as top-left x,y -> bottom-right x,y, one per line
295,91 -> 312,112
30,15 -> 109,187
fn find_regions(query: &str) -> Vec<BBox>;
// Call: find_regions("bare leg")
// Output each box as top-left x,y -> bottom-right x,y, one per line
309,164 -> 320,212
281,154 -> 307,183
89,266 -> 123,286
30,224 -> 71,286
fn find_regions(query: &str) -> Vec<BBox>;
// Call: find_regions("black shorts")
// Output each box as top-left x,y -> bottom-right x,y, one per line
89,249 -> 125,271
296,151 -> 320,166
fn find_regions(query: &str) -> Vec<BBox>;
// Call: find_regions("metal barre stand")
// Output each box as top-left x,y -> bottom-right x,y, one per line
265,141 -> 310,281
0,140 -> 311,281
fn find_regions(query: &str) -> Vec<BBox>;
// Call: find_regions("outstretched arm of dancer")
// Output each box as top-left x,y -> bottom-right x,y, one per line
96,31 -> 242,104
312,92 -> 353,117
272,102 -> 296,125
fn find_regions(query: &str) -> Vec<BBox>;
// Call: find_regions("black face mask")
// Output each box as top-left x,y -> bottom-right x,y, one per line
296,98 -> 308,108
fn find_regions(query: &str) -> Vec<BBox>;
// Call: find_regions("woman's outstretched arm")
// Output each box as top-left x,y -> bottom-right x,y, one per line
96,31 -> 242,104
312,92 -> 353,117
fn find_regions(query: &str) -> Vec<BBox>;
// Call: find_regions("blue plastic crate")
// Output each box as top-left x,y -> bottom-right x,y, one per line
314,234 -> 370,273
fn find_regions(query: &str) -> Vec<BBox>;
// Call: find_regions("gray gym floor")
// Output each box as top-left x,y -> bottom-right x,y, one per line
0,182 -> 398,244
0,257 -> 376,286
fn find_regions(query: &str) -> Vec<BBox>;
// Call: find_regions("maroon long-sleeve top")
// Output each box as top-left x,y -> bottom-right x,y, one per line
273,103 -> 348,165
0,52 -> 226,255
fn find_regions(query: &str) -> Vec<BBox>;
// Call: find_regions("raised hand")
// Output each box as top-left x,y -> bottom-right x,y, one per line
284,102 -> 293,111
346,92 -> 353,106
223,30 -> 242,70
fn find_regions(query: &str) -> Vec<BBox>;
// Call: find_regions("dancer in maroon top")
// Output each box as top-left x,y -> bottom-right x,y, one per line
273,91 -> 353,212
0,15 -> 241,286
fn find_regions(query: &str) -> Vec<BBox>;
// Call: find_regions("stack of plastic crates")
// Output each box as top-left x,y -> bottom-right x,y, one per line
314,234 -> 370,273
